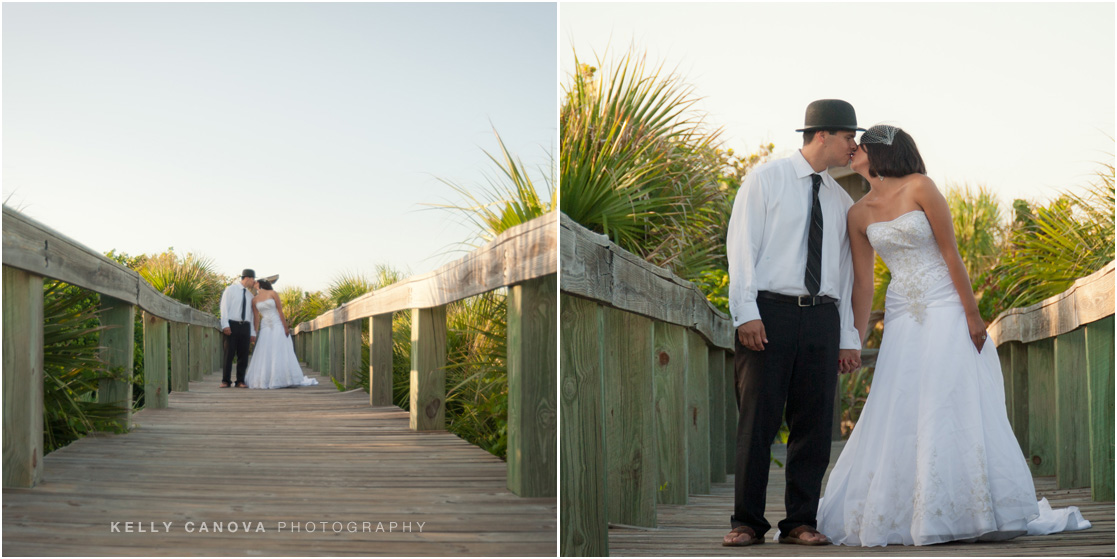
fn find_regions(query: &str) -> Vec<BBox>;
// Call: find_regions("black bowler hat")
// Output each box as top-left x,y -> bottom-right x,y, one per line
795,99 -> 866,132
241,269 -> 256,279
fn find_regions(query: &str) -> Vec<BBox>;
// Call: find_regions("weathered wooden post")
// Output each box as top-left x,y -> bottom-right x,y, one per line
343,321 -> 361,389
559,294 -> 607,557
507,275 -> 557,497
1085,316 -> 1114,501
369,313 -> 394,406
1028,338 -> 1056,476
998,341 -> 1029,453
99,295 -> 135,430
708,347 -> 726,484
724,352 -> 736,476
603,306 -> 656,527
189,324 -> 204,382
143,313 -> 169,408
330,324 -> 344,384
319,328 -> 330,377
652,321 -> 687,505
410,305 -> 447,431
686,331 -> 710,495
2,266 -> 45,488
1055,327 -> 1090,489
170,322 -> 189,392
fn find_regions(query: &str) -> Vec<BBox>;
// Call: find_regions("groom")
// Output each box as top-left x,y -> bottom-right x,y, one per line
219,269 -> 257,388
723,100 -> 863,546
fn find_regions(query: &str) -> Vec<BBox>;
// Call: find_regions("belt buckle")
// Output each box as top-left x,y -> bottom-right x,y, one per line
797,295 -> 814,307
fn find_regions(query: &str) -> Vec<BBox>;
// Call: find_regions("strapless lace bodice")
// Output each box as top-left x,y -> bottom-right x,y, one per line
866,211 -> 951,323
256,298 -> 281,330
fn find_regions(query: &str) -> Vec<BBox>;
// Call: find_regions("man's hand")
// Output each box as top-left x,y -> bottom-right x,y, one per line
838,349 -> 862,374
250,336 -> 256,344
736,320 -> 767,351
222,327 -> 231,335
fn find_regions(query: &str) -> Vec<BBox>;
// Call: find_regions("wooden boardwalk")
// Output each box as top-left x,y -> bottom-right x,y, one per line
611,442 -> 1114,557
3,368 -> 556,556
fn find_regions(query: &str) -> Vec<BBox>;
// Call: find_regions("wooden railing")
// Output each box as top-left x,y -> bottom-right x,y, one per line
989,260 -> 1114,502
560,213 -> 738,557
2,205 -> 223,488
290,211 -> 557,499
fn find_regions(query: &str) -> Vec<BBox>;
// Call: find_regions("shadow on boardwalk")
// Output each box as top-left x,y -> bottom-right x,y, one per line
611,442 -> 1114,557
3,367 -> 556,556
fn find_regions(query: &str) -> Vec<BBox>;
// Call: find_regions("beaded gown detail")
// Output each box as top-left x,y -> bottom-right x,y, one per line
244,298 -> 318,389
816,210 -> 1089,546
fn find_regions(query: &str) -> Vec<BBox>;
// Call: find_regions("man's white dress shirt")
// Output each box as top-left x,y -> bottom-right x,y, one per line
219,282 -> 257,337
727,150 -> 861,351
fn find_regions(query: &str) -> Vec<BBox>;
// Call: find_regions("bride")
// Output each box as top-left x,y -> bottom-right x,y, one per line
244,278 -> 319,389
815,124 -> 1090,546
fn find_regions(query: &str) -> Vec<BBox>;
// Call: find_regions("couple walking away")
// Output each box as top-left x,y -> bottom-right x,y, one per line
219,269 -> 318,390
722,100 -> 1091,547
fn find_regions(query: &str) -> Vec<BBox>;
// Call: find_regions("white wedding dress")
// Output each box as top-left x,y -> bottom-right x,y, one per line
244,298 -> 319,389
816,210 -> 1090,546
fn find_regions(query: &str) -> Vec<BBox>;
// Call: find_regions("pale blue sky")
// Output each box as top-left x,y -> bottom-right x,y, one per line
561,2 -> 1114,209
4,2 -> 557,292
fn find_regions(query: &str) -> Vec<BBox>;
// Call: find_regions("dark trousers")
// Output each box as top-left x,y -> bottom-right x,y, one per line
222,321 -> 251,384
731,297 -> 839,538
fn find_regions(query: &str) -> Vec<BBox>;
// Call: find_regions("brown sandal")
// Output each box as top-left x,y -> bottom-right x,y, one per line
778,525 -> 830,546
723,525 -> 763,547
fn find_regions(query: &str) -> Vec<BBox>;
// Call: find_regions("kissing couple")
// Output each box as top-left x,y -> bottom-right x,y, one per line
219,269 -> 318,390
722,100 -> 1090,547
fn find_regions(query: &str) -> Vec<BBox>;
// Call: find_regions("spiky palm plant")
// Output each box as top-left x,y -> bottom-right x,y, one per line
42,281 -> 129,453
560,49 -> 724,279
328,271 -> 375,307
137,250 -> 226,314
988,163 -> 1114,314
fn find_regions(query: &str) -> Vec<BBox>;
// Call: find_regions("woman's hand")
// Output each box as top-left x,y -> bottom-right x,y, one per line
967,313 -> 987,352
284,324 -> 291,337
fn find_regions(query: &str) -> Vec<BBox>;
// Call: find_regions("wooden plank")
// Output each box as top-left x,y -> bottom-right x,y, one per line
2,207 -> 219,328
1028,339 -> 1056,476
602,306 -> 656,527
686,331 -> 710,495
169,323 -> 189,393
410,306 -> 447,431
989,261 -> 1113,345
708,348 -> 726,484
559,214 -> 734,350
653,321 -> 688,505
99,295 -> 134,430
1055,327 -> 1090,489
724,353 -> 736,476
343,321 -> 361,390
142,313 -> 169,409
506,275 -> 557,498
293,213 -> 557,334
1085,316 -> 1115,501
2,266 -> 44,488
317,328 -> 329,377
1004,341 -> 1029,455
2,371 -> 557,557
329,325 -> 344,383
369,313 -> 394,407
559,294 -> 608,557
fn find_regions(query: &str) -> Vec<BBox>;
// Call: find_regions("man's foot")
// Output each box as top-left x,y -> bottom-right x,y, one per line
235,382 -> 248,388
778,525 -> 830,546
723,526 -> 762,547
220,381 -> 231,388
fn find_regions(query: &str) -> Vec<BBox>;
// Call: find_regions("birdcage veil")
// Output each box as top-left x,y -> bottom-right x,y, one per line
859,124 -> 900,146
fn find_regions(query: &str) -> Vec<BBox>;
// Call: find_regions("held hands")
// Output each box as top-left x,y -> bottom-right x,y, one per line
222,327 -> 231,335
737,320 -> 767,351
838,349 -> 862,374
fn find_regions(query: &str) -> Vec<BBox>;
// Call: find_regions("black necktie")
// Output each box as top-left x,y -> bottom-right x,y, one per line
241,287 -> 247,321
805,174 -> 823,297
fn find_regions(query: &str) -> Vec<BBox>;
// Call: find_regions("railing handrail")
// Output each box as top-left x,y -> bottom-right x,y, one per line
294,211 -> 558,333
2,205 -> 219,328
989,260 -> 1115,345
559,212 -> 733,350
